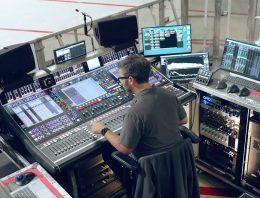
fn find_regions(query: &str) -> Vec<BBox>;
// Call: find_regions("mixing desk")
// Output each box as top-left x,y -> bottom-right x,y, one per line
0,50 -> 196,173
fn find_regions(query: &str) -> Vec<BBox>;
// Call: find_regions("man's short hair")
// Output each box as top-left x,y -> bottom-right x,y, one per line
118,55 -> 151,83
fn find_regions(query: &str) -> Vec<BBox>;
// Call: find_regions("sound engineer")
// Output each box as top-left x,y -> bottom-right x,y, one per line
91,54 -> 187,159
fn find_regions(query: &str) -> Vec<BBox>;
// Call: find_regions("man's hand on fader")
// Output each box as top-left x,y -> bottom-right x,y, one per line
90,121 -> 106,134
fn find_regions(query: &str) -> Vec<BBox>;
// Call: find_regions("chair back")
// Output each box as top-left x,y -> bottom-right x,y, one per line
134,138 -> 200,198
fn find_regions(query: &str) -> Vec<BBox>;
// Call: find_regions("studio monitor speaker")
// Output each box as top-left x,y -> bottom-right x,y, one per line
0,43 -> 35,83
94,15 -> 138,47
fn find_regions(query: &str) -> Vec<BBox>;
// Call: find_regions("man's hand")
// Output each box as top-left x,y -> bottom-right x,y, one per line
91,121 -> 133,154
91,121 -> 106,134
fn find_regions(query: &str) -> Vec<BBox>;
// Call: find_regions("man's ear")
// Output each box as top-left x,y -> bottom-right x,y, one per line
128,76 -> 135,85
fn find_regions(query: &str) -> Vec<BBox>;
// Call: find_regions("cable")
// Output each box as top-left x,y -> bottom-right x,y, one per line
190,92 -> 198,129
75,9 -> 93,35
85,14 -> 93,33
86,14 -> 96,51
75,9 -> 95,51
85,34 -> 96,51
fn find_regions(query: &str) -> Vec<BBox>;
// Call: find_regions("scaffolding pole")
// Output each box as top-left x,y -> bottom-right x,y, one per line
159,0 -> 165,25
247,0 -> 257,43
212,0 -> 222,68
181,0 -> 189,24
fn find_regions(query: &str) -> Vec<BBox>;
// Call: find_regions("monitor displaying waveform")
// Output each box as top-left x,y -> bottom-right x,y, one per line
162,52 -> 209,81
167,63 -> 203,80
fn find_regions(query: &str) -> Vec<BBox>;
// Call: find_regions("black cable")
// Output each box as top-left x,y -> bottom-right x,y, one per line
84,14 -> 95,51
85,14 -> 93,33
75,9 -> 95,51
191,92 -> 198,129
86,34 -> 96,51
83,15 -> 87,36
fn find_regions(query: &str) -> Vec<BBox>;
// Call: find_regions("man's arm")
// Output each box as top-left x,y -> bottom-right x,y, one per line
91,121 -> 133,154
105,131 -> 133,154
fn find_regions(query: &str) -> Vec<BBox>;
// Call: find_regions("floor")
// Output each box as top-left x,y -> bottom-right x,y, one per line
198,170 -> 242,198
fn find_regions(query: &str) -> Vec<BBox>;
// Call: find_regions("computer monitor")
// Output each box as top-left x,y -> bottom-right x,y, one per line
221,38 -> 260,80
142,24 -> 191,57
53,41 -> 86,64
161,52 -> 209,81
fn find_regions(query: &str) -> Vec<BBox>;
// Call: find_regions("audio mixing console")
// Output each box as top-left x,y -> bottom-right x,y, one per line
0,50 -> 195,173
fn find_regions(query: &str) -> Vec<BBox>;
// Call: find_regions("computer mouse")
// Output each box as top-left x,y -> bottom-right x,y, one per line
227,84 -> 240,93
239,87 -> 250,97
216,80 -> 227,89
15,172 -> 36,186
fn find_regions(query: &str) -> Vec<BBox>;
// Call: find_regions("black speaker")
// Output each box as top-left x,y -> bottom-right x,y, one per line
0,43 -> 35,83
94,15 -> 138,47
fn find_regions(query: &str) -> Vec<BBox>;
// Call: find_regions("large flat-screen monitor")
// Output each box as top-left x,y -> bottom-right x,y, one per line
221,38 -> 260,80
161,52 -> 209,81
53,41 -> 86,64
9,94 -> 63,128
142,24 -> 191,57
61,77 -> 107,106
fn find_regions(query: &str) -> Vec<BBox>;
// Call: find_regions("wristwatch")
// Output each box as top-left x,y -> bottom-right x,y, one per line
100,127 -> 110,136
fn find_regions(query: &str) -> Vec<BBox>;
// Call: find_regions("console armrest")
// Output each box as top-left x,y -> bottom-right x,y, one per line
111,151 -> 139,171
179,126 -> 200,144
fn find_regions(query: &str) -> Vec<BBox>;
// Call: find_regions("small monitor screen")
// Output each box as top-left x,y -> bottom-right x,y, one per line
162,52 -> 209,81
54,41 -> 86,64
10,95 -> 63,128
61,78 -> 107,106
221,39 -> 260,80
87,57 -> 101,71
142,24 -> 191,57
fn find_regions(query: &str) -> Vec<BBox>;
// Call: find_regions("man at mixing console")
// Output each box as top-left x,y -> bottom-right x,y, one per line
91,54 -> 187,159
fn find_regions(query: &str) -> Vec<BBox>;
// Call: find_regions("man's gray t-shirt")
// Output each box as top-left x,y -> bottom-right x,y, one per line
119,86 -> 187,158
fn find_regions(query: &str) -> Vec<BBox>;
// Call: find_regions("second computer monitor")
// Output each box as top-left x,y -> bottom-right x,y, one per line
221,38 -> 260,81
142,24 -> 191,57
161,52 -> 209,81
